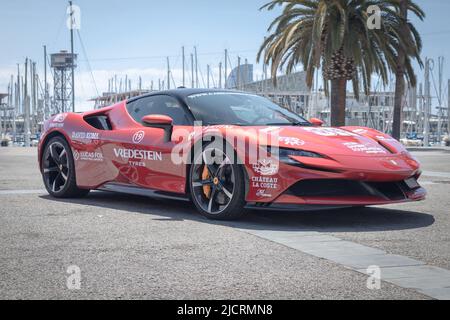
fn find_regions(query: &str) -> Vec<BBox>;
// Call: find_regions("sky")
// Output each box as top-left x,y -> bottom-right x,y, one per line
0,0 -> 450,111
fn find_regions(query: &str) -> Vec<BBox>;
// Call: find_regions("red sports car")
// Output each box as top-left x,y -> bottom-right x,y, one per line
38,89 -> 426,220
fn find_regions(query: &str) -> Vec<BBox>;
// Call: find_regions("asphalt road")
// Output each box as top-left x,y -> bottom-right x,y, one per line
1,147 -> 449,300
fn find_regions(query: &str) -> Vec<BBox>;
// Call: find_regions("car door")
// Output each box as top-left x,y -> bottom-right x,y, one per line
107,95 -> 192,193
69,114 -> 110,189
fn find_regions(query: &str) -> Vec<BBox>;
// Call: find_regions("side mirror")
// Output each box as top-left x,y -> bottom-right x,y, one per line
309,118 -> 324,127
142,115 -> 173,142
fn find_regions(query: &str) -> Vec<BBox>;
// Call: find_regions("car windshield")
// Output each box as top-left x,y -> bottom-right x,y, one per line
186,92 -> 311,126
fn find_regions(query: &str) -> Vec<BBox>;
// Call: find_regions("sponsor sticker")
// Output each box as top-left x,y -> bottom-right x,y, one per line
303,127 -> 356,137
73,149 -> 80,160
203,125 -> 235,134
251,176 -> 278,189
352,128 -> 369,135
376,135 -> 397,142
259,127 -> 281,134
49,123 -> 64,128
343,142 -> 387,154
71,132 -> 99,140
132,130 -> 145,144
252,159 -> 279,176
54,113 -> 68,123
113,148 -> 162,162
128,160 -> 146,167
187,131 -> 196,141
278,137 -> 305,147
256,189 -> 272,198
74,150 -> 103,162
48,113 -> 68,128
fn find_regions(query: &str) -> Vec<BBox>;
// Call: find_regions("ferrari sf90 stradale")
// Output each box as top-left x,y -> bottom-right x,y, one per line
38,89 -> 426,220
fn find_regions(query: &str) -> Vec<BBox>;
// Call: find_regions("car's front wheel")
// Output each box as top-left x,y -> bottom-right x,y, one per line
41,136 -> 90,198
189,142 -> 246,220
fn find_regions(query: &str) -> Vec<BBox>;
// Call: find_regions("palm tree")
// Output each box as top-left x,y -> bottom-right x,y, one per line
388,0 -> 424,140
257,0 -> 420,127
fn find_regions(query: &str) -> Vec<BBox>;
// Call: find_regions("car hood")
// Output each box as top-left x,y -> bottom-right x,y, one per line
199,124 -> 419,175
260,126 -> 390,157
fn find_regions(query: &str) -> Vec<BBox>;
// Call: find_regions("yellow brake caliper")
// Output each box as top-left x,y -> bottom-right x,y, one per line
202,165 -> 211,198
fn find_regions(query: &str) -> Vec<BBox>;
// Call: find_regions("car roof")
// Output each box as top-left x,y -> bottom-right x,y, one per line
127,88 -> 250,103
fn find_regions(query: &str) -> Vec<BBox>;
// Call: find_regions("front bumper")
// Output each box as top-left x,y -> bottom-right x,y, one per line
245,151 -> 426,207
248,179 -> 426,210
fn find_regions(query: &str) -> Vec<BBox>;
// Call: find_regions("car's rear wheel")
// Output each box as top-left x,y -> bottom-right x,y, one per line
189,142 -> 246,220
42,136 -> 90,198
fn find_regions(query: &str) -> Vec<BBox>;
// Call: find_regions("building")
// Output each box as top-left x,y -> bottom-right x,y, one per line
226,64 -> 254,89
239,71 -> 448,139
241,71 -> 312,117
91,89 -> 152,109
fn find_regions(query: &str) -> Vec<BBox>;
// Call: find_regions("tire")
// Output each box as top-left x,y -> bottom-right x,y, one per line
189,140 -> 246,220
41,136 -> 90,198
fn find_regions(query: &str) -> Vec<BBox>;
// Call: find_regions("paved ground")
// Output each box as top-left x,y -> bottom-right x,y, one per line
0,147 -> 449,300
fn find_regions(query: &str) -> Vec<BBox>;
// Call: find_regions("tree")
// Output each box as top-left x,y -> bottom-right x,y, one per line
389,0 -> 424,139
257,0 -> 422,128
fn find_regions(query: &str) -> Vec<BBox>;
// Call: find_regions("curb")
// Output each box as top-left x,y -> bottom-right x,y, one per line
407,147 -> 450,152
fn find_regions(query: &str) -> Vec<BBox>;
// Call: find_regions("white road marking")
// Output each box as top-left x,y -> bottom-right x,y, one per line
422,171 -> 450,179
239,228 -> 450,300
0,189 -> 47,195
419,181 -> 437,186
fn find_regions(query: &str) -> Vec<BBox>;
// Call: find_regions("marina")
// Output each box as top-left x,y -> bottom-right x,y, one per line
1,25 -> 449,147
2,0 -> 450,303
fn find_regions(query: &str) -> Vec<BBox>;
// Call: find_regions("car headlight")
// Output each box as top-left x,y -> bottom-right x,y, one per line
401,151 -> 420,165
267,147 -> 324,166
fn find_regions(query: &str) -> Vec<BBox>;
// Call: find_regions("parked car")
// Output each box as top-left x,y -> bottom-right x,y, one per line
38,89 -> 426,220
